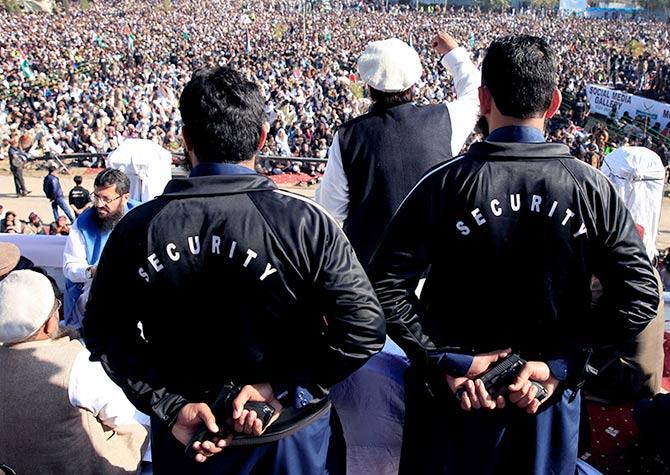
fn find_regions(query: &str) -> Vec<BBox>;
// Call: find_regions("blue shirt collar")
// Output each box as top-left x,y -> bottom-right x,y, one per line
189,162 -> 257,178
487,125 -> 546,144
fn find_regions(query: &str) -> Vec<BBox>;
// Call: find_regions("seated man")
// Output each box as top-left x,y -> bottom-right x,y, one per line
63,168 -> 137,329
0,270 -> 149,475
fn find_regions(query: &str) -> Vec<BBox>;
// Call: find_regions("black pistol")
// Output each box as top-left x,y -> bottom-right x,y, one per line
185,384 -> 276,458
455,353 -> 549,402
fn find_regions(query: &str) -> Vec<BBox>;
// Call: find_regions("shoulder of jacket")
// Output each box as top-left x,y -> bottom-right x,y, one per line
265,189 -> 342,228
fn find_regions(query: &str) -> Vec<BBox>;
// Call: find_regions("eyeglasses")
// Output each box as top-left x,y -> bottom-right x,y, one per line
91,193 -> 122,205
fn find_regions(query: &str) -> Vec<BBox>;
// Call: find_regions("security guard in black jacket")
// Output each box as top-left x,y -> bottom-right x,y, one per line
368,36 -> 659,475
84,67 -> 386,474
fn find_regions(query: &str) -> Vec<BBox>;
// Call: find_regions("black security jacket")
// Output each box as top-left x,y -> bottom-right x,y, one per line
84,173 -> 385,427
368,141 -> 659,382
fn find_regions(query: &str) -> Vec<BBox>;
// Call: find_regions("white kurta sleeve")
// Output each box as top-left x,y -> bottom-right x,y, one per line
315,131 -> 349,223
68,349 -> 150,429
441,47 -> 481,156
62,221 -> 90,283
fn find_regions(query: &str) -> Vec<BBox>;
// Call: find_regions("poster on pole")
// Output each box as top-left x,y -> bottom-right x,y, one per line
585,84 -> 670,125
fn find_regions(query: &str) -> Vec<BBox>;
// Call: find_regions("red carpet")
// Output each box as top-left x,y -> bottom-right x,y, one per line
583,332 -> 670,474
267,172 -> 319,186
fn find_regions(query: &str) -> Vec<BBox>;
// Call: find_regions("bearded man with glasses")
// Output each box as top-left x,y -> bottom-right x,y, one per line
63,168 -> 139,331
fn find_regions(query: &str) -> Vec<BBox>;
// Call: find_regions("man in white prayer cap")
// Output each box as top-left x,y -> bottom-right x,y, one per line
316,31 -> 481,474
0,270 -> 149,474
316,31 -> 481,267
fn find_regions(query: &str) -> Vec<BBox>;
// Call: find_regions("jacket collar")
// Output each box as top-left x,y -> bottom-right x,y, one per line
161,173 -> 277,198
468,140 -> 574,160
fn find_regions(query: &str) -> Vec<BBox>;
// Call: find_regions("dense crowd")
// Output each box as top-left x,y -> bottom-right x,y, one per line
0,0 -> 669,166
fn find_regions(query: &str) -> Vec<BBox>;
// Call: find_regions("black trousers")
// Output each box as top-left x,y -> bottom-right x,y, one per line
11,167 -> 26,195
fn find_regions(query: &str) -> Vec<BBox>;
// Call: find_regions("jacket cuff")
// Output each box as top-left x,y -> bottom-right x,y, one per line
430,351 -> 473,377
157,394 -> 189,429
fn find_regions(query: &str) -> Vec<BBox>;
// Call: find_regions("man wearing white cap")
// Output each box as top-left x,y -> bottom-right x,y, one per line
0,270 -> 149,474
316,32 -> 480,267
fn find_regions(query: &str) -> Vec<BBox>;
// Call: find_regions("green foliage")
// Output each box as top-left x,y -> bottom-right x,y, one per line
350,82 -> 365,100
1,0 -> 22,14
632,0 -> 670,12
628,39 -> 645,58
80,0 -> 89,10
162,0 -> 171,11
476,0 -> 511,10
530,0 -> 559,8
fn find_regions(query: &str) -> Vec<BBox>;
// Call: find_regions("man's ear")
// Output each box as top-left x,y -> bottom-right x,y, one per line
544,88 -> 562,120
258,125 -> 267,151
181,126 -> 198,168
182,126 -> 193,152
44,312 -> 59,336
479,86 -> 492,117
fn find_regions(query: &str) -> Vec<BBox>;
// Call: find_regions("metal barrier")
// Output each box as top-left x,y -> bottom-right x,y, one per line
53,151 -> 327,164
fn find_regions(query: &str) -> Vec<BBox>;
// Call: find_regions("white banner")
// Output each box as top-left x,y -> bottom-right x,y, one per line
585,84 -> 670,125
559,0 -> 587,12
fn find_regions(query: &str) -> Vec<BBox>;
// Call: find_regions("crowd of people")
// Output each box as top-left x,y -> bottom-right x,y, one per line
0,205 -> 71,235
0,0 -> 669,167
0,1 -> 669,473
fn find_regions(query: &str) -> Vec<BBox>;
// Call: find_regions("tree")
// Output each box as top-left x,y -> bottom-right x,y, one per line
1,0 -> 22,13
530,0 -> 559,8
476,0 -> 511,9
633,0 -> 670,13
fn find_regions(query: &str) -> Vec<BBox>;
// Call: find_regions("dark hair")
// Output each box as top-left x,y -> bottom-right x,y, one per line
368,87 -> 414,108
482,35 -> 557,120
94,168 -> 130,195
179,67 -> 264,163
73,175 -> 83,185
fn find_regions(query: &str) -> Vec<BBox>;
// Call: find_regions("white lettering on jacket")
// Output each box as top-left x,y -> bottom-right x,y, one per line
453,192 -> 588,241
138,235 -> 280,284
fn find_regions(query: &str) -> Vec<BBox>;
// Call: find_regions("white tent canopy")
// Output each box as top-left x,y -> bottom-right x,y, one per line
106,139 -> 173,203
601,146 -> 665,260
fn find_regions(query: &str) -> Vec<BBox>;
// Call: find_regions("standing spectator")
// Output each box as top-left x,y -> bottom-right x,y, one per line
7,137 -> 31,198
68,175 -> 92,218
43,165 -> 75,224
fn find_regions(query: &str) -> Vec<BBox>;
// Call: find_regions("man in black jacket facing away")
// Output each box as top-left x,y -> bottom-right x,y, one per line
84,67 -> 386,474
368,35 -> 659,474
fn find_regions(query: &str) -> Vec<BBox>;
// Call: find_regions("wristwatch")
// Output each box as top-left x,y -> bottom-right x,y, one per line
85,267 -> 93,279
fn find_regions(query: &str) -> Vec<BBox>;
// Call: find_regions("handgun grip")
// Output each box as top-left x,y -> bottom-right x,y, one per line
244,402 -> 276,430
530,381 -> 549,402
184,401 -> 276,458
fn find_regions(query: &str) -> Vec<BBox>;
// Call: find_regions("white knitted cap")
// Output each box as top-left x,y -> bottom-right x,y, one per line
357,38 -> 422,93
0,270 -> 55,344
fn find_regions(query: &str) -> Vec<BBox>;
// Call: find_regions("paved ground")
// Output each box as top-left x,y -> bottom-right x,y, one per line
0,166 -> 97,223
0,165 -> 315,224
3,166 -> 670,251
